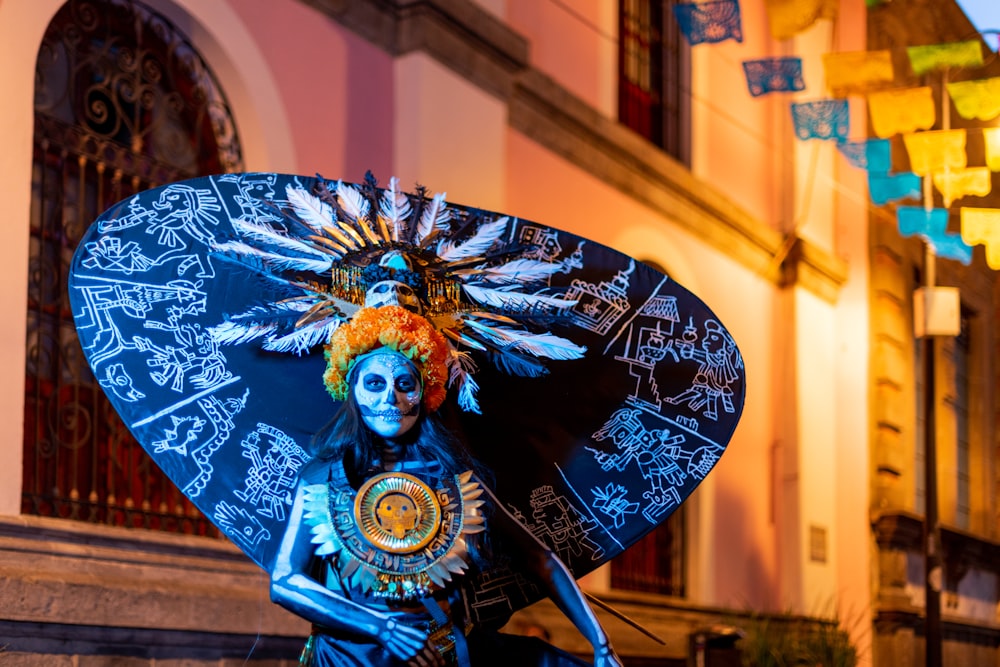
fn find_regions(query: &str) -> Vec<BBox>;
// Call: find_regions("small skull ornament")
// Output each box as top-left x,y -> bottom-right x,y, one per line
364,280 -> 423,314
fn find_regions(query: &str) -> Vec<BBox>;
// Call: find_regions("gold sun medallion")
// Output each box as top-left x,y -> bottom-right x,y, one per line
303,470 -> 487,601
355,473 -> 441,553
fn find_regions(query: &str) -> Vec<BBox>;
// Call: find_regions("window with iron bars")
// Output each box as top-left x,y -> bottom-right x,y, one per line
619,0 -> 691,165
24,0 -> 242,534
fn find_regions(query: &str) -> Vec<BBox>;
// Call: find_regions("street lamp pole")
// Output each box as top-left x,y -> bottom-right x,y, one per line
921,267 -> 942,667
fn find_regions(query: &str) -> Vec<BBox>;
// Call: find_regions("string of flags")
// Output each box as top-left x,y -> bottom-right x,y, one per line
670,0 -> 1000,268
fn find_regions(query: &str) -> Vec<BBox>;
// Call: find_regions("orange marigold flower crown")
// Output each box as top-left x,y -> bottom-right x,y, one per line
323,306 -> 450,412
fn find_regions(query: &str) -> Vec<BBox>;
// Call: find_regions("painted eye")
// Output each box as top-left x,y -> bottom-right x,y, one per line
395,375 -> 417,392
363,374 -> 387,391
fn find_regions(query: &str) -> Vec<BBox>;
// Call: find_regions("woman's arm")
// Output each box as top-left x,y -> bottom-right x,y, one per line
271,469 -> 439,665
484,485 -> 623,666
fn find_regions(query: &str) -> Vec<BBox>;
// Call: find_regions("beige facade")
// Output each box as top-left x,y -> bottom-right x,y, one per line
0,0 -> 996,665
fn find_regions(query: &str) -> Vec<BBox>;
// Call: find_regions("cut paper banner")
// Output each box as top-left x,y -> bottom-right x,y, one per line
867,87 -> 936,138
898,206 -> 948,237
764,0 -> 837,40
837,138 -> 891,172
946,78 -> 1000,121
673,1 -> 743,45
742,57 -> 805,97
822,50 -> 894,94
907,40 -> 983,75
897,206 -> 973,264
902,130 -> 967,176
791,99 -> 850,140
930,234 -> 975,265
961,207 -> 1000,268
985,128 -> 1000,172
932,167 -> 991,207
869,172 -> 921,205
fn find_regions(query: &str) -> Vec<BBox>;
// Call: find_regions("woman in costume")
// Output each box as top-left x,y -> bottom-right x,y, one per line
271,305 -> 623,666
70,173 -> 743,665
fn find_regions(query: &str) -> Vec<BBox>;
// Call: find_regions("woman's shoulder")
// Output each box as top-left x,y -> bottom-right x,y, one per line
297,456 -> 333,485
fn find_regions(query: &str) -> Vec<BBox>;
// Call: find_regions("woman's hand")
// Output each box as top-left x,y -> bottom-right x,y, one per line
375,616 -> 445,667
593,642 -> 625,667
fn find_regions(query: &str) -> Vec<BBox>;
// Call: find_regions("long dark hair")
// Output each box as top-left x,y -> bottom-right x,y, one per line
311,387 -> 481,489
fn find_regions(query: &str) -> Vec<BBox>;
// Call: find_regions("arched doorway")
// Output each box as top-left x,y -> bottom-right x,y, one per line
23,0 -> 243,533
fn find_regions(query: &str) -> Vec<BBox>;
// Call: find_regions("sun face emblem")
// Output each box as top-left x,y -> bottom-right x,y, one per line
305,470 -> 486,600
355,473 -> 441,554
376,492 -> 418,538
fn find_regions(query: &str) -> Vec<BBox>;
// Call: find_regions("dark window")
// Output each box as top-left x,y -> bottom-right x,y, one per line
618,0 -> 690,164
611,511 -> 685,597
24,0 -> 242,533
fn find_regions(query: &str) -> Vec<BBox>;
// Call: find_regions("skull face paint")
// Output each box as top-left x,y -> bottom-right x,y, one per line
353,351 -> 422,439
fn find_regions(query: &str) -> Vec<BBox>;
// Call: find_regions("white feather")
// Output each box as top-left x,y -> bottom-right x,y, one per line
214,240 -> 334,274
462,284 -> 577,310
335,180 -> 370,221
378,176 -> 411,241
263,319 -> 343,355
462,319 -> 586,360
230,219 -> 330,258
461,258 -> 563,285
416,192 -> 450,244
286,185 -> 335,232
455,372 -> 481,413
437,217 -> 508,262
208,320 -> 277,346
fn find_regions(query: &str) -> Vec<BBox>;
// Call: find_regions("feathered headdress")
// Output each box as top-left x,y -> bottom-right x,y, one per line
209,172 -> 586,413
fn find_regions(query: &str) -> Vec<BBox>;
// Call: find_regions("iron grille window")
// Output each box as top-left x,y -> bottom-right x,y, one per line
618,0 -> 690,164
24,0 -> 242,533
611,511 -> 685,597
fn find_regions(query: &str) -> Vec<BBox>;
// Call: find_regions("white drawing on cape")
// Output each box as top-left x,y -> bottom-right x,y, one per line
588,407 -> 723,523
465,562 -> 538,625
95,184 -> 222,278
215,500 -> 270,551
607,276 -> 743,423
517,225 -> 564,262
218,172 -> 284,223
71,277 -> 207,368
152,414 -> 206,455
98,363 -> 145,402
179,389 -> 248,498
612,294 -> 680,408
141,322 -> 231,393
566,260 -> 635,336
234,423 -> 309,522
514,485 -> 605,563
514,225 -> 585,274
664,318 -> 743,420
591,483 -> 640,529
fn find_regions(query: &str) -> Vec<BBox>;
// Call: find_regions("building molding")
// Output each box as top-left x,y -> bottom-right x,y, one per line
0,514 -> 306,658
301,0 -> 848,302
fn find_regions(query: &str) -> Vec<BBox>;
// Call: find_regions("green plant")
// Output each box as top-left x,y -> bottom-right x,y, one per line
734,607 -> 858,667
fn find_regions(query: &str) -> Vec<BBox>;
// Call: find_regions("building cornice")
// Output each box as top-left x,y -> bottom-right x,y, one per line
301,0 -> 848,301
